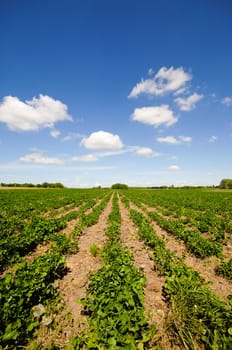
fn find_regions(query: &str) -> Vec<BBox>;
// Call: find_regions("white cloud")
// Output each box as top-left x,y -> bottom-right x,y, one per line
131,105 -> 177,127
128,66 -> 191,98
20,152 -> 64,165
168,165 -> 180,171
175,93 -> 203,111
173,87 -> 188,96
179,136 -> 192,142
0,95 -> 72,131
156,135 -> 192,144
135,147 -> 160,157
96,149 -> 126,157
157,136 -> 179,144
72,154 -> 98,162
81,131 -> 123,150
209,135 -> 218,143
62,132 -> 84,142
50,129 -> 61,138
221,96 -> 232,106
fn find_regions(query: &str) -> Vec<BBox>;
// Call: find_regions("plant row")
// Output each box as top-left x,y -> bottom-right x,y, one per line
147,210 -> 222,259
123,191 -> 222,259
0,193 -> 112,349
121,191 -> 232,281
72,194 -> 154,349
123,189 -> 232,244
127,205 -> 232,350
0,188 -> 108,240
0,193 -> 110,273
0,252 -> 66,349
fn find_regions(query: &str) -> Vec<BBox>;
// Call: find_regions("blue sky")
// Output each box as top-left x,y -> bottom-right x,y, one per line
0,0 -> 232,187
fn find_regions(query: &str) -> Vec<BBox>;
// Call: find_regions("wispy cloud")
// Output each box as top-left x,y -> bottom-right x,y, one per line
72,154 -> 98,162
128,66 -> 191,98
168,165 -> 180,171
221,96 -> 232,106
175,93 -> 203,111
50,129 -> 61,138
0,95 -> 72,131
20,152 -> 64,165
62,132 -> 84,142
209,135 -> 218,143
157,135 -> 192,144
131,105 -> 177,127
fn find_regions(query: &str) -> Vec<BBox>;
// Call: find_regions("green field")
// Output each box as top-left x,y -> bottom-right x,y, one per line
0,188 -> 232,349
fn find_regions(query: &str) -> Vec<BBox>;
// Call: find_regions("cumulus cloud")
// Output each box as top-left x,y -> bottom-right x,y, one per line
0,95 -> 72,131
157,135 -> 192,144
128,66 -> 191,98
81,131 -> 123,150
209,135 -> 218,143
221,96 -> 232,106
50,129 -> 61,138
135,147 -> 160,157
175,93 -> 203,111
168,165 -> 180,171
131,105 -> 177,127
72,154 -> 98,162
20,152 -> 64,165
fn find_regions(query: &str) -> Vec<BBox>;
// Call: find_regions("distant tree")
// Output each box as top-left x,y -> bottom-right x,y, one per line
111,183 -> 128,189
0,182 -> 65,188
54,182 -> 65,188
219,179 -> 232,189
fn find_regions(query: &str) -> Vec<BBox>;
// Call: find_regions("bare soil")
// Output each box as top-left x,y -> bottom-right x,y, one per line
133,202 -> 232,301
118,197 -> 181,349
33,196 -> 112,348
118,198 -> 167,326
13,194 -> 231,350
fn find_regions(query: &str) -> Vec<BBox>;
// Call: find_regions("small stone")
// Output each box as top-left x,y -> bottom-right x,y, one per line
41,315 -> 53,326
32,304 -> 45,318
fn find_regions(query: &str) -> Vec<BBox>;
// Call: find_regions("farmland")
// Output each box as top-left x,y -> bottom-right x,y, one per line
0,188 -> 232,349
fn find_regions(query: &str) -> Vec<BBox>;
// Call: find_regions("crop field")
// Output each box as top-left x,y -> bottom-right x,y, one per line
0,188 -> 232,349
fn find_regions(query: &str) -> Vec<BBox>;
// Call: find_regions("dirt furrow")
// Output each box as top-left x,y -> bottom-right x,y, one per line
31,197 -> 112,349
43,202 -> 77,218
54,197 -> 112,342
118,197 -> 179,349
129,201 -> 232,302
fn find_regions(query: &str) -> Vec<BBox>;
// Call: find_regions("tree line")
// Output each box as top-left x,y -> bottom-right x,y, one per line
0,182 -> 65,188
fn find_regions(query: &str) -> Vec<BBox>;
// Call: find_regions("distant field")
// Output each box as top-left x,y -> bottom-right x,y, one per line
0,188 -> 231,349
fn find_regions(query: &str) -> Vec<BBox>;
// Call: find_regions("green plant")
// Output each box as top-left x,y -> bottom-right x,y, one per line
89,243 -> 99,257
215,258 -> 232,281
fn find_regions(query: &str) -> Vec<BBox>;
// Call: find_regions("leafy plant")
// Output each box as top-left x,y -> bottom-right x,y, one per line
215,258 -> 232,281
0,252 -> 65,348
89,243 -> 99,257
77,194 -> 154,348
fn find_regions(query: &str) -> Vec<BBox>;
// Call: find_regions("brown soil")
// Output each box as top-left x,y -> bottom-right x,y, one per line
44,203 -> 82,219
118,198 -> 167,325
23,242 -> 52,263
135,203 -> 232,301
118,197 -> 181,349
34,196 -> 112,348
223,236 -> 232,259
0,204 -> 84,280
